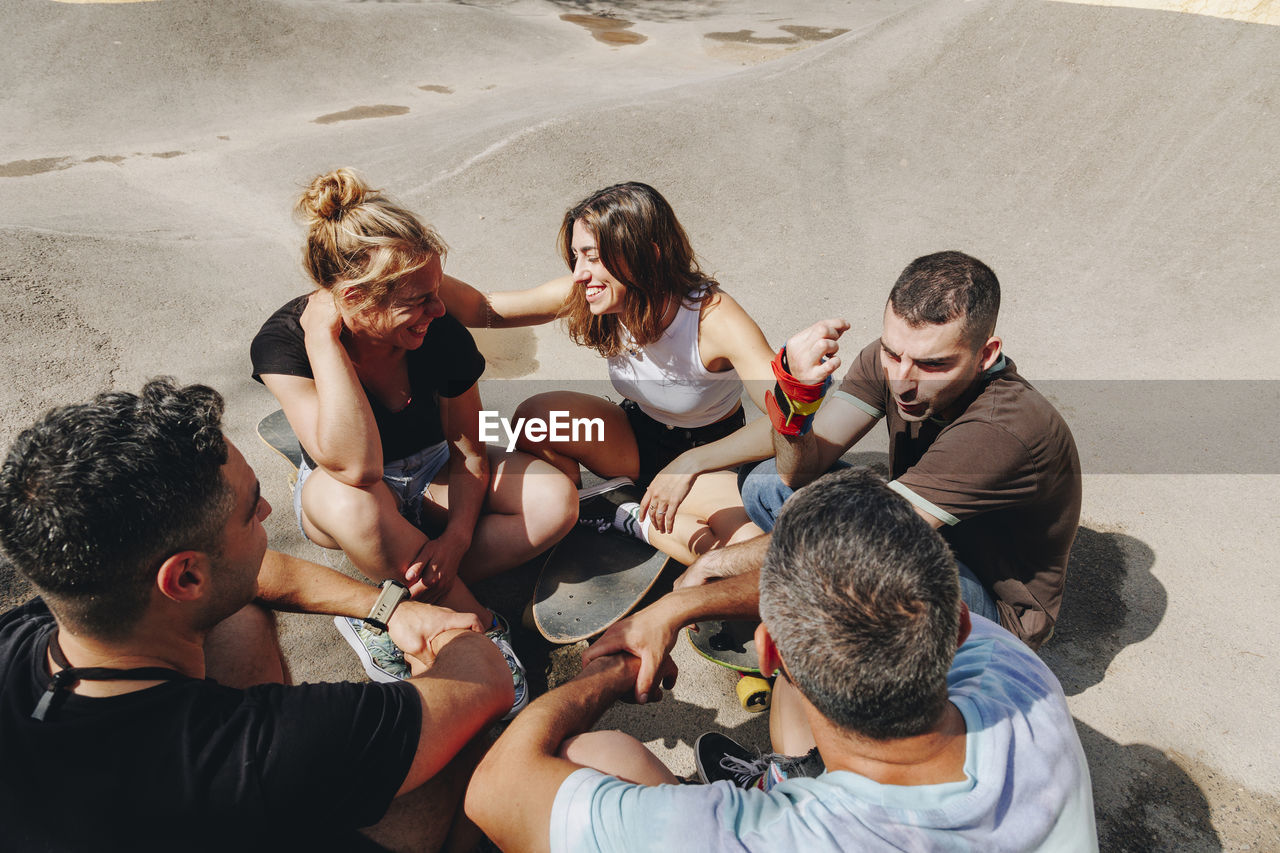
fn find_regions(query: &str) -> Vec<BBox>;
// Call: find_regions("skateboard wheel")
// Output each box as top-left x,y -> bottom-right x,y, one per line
736,675 -> 772,712
521,600 -> 536,632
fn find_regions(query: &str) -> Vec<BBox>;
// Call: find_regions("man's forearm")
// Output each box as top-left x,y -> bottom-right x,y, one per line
664,563 -> 764,626
506,657 -> 636,758
254,549 -> 378,617
468,656 -> 639,853
772,428 -> 827,489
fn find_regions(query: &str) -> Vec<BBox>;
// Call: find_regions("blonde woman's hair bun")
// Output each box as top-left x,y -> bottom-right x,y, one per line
295,167 -> 449,311
298,167 -> 374,223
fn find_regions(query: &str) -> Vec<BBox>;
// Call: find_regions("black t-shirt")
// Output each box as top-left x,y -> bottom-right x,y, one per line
0,599 -> 421,851
250,295 -> 486,466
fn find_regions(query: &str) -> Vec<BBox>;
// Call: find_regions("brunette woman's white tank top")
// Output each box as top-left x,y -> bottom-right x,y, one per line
606,292 -> 742,429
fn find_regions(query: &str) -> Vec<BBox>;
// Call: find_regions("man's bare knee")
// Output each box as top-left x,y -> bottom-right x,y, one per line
560,730 -> 678,786
205,603 -> 287,687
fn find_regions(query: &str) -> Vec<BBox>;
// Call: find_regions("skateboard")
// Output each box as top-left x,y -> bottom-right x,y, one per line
257,409 -> 302,486
686,620 -> 773,712
532,485 -> 675,644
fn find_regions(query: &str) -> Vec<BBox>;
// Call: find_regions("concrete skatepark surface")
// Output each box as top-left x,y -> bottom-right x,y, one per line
1,0 -> 1277,849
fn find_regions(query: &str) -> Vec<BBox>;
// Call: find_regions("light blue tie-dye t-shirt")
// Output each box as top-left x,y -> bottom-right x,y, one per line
550,616 -> 1096,852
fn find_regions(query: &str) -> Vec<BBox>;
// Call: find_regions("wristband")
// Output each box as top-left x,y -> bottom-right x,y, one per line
363,579 -> 409,635
767,347 -> 831,436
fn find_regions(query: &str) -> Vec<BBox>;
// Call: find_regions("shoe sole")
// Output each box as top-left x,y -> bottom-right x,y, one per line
334,616 -> 405,684
577,476 -> 635,501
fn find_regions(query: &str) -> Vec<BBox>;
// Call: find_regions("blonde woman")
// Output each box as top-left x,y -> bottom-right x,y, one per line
445,182 -> 775,568
251,169 -> 576,708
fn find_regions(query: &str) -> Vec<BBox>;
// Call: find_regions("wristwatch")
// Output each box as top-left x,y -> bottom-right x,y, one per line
363,579 -> 409,635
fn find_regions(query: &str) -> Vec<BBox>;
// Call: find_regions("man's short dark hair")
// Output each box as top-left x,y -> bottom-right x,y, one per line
759,468 -> 961,740
0,378 -> 232,639
888,251 -> 1000,347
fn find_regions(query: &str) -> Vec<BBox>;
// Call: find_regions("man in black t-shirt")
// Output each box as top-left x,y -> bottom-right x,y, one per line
0,378 -> 513,851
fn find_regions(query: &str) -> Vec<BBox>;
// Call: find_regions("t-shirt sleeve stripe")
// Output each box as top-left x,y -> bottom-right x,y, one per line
831,390 -> 883,419
888,480 -> 960,526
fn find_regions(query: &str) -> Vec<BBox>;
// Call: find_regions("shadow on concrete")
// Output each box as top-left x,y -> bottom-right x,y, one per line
839,450 -> 891,476
1038,530 -> 1233,849
1077,721 -> 1223,852
1041,526 -> 1164,696
599,690 -> 769,758
470,327 -> 539,380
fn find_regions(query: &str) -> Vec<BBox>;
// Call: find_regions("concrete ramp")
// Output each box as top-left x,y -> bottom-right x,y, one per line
1,0 -> 1277,848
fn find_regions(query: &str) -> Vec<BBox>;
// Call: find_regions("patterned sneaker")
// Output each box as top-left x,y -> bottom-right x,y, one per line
694,732 -> 824,791
486,612 -> 529,720
334,616 -> 411,683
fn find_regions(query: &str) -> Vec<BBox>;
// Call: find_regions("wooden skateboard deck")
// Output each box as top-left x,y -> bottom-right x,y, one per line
533,491 -> 672,644
256,409 -> 302,484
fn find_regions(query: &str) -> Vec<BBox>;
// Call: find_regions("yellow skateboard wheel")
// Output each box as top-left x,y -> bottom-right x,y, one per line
736,675 -> 772,712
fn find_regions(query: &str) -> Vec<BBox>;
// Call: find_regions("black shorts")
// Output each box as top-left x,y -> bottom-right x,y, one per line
620,399 -> 746,487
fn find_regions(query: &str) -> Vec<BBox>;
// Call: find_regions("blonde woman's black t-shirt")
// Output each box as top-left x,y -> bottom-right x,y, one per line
0,598 -> 420,850
250,295 -> 485,467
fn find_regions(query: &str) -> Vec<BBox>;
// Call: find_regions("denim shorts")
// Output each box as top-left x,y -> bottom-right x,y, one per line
293,440 -> 451,541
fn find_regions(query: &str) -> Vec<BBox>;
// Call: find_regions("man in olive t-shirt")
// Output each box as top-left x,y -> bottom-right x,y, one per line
741,251 -> 1080,649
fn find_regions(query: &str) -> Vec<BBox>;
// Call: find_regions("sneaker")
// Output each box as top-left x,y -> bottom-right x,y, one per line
334,616 -> 410,683
576,514 -> 614,534
577,476 -> 635,501
694,732 -> 824,791
486,612 -> 529,720
576,485 -> 646,537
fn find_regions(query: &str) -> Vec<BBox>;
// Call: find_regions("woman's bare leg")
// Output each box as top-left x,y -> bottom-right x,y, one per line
421,447 -> 578,584
647,470 -> 763,566
298,468 -> 490,622
512,391 -> 640,486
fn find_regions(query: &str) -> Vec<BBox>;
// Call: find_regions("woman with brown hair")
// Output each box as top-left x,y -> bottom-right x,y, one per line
251,169 -> 576,708
445,182 -> 775,567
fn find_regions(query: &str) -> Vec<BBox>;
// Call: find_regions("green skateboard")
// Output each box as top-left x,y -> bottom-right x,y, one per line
687,620 -> 773,712
532,485 -> 674,644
